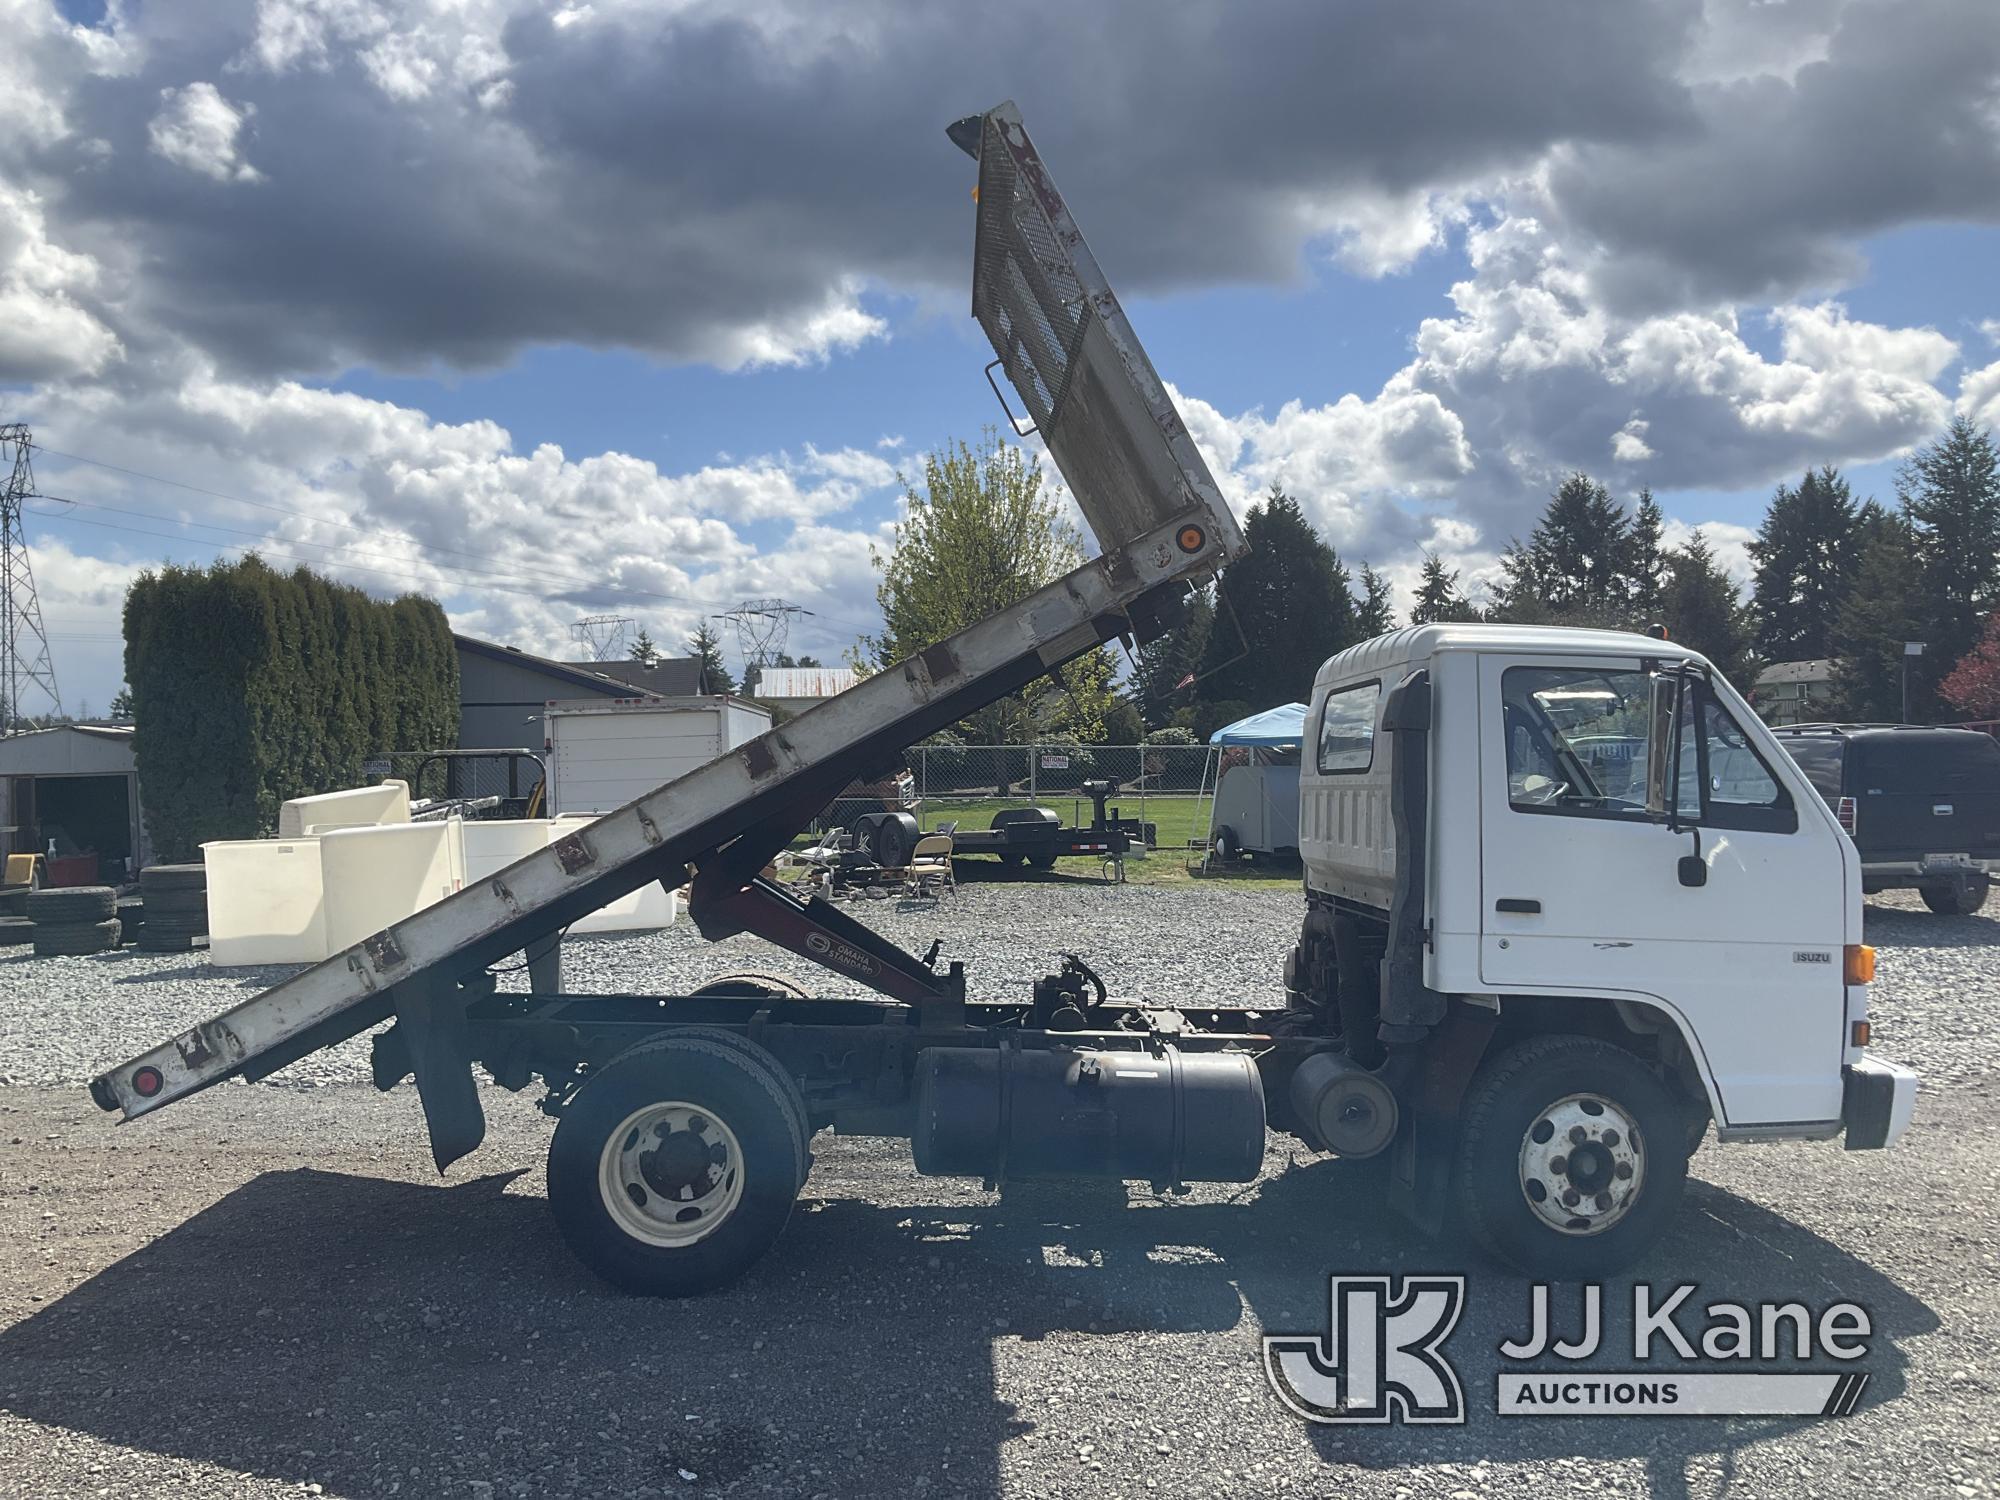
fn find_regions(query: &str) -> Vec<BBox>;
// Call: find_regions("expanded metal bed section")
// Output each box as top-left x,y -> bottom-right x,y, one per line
966,101 -> 1243,562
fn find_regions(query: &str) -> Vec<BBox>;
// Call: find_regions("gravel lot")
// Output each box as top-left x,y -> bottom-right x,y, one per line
0,883 -> 1995,1499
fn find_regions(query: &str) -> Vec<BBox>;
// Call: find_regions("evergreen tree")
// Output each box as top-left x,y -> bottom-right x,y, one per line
629,628 -> 659,666
1624,488 -> 1667,619
109,687 -> 134,721
1410,551 -> 1478,624
1902,417 -> 2000,678
1196,486 -> 1358,710
1492,473 -> 1634,625
1134,585 -> 1214,728
1831,515 -> 1927,721
1355,563 -> 1396,637
1749,466 -> 1861,662
686,623 -> 736,695
1659,529 -> 1753,682
1531,473 -> 1630,618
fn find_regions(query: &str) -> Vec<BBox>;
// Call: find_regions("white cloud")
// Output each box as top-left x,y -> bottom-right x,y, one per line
1611,417 -> 1654,463
1662,517 -> 1757,588
0,183 -> 119,382
1959,357 -> 2000,430
148,82 -> 262,183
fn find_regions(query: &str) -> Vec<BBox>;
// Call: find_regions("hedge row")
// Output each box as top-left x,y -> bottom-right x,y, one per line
125,557 -> 459,861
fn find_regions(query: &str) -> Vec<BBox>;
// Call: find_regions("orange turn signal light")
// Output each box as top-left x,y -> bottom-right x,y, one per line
1844,944 -> 1876,985
1851,1020 -> 1871,1048
1176,524 -> 1206,554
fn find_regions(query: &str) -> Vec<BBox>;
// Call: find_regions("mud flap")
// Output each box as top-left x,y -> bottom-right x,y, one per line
392,978 -> 487,1172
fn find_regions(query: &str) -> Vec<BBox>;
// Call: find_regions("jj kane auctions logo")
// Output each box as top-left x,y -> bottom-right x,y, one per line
1265,1277 -> 1874,1422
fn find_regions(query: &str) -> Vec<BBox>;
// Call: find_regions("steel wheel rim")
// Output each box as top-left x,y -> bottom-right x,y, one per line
1517,1092 -> 1645,1236
598,1101 -> 745,1247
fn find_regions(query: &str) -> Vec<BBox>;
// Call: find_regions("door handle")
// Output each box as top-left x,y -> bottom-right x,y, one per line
1494,898 -> 1541,914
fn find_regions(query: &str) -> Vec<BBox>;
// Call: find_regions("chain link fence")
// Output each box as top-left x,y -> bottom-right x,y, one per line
905,743 -> 1213,851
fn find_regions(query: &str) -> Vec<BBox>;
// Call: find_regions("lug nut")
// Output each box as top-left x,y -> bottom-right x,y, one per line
1549,1155 -> 1568,1174
1562,1188 -> 1581,1207
1570,1125 -> 1589,1144
1615,1161 -> 1634,1180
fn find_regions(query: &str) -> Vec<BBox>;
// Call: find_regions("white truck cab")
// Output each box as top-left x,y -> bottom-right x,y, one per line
1291,623 -> 1917,1273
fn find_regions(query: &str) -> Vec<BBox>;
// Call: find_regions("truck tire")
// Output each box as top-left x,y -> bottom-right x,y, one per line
1920,873 -> 1991,915
33,918 -> 121,956
25,886 -> 116,923
1453,1034 -> 1688,1279
1213,826 -> 1241,862
547,1030 -> 810,1296
1029,852 -> 1058,870
139,863 -> 206,891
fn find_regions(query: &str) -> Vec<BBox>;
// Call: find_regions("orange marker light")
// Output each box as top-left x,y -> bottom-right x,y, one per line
1851,1020 -> 1871,1048
1176,524 -> 1206,554
1844,944 -> 1876,985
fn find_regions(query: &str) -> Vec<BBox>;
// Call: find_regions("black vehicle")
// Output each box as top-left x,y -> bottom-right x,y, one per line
1772,724 -> 2000,914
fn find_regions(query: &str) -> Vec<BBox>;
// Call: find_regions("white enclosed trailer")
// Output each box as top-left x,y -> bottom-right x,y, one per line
543,696 -> 772,816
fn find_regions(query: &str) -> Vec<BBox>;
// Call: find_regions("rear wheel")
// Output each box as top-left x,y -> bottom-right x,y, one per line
1213,826 -> 1241,862
1029,852 -> 1058,870
1921,873 -> 1991,914
1453,1034 -> 1688,1278
548,1030 -> 809,1296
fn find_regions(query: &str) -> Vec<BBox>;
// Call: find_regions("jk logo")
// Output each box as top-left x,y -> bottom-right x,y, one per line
1264,1275 -> 1467,1424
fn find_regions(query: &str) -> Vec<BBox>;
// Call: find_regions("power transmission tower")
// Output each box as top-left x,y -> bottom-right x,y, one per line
720,598 -> 810,683
569,614 -> 635,662
0,426 -> 60,732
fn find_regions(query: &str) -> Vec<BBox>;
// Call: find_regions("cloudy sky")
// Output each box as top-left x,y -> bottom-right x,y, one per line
2,0 -> 1999,715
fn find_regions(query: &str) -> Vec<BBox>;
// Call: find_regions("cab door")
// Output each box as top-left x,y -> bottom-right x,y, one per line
1476,653 -> 1845,1128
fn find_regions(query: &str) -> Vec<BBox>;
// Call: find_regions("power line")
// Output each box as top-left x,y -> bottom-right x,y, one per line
0,426 -> 61,726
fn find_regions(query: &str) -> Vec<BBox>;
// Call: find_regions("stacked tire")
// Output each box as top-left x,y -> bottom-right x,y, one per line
27,886 -> 121,957
139,864 -> 209,952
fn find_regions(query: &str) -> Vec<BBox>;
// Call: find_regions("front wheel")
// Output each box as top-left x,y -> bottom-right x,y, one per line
1453,1035 -> 1688,1278
547,1029 -> 809,1296
1921,872 -> 1991,915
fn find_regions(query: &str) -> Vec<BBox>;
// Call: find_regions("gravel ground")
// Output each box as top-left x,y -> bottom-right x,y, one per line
0,883 -> 1995,1499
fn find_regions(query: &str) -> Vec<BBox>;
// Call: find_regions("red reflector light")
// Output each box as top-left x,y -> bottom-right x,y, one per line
1836,796 -> 1857,835
132,1066 -> 163,1098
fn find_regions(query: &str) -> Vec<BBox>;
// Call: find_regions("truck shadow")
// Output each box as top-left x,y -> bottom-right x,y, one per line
0,1154 -> 1931,1500
1863,901 -> 2000,946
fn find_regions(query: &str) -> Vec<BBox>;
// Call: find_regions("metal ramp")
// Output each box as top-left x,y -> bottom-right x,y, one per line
90,102 -> 1247,1159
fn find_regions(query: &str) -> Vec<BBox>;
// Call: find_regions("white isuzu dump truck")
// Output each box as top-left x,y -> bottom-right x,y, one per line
89,103 -> 1914,1295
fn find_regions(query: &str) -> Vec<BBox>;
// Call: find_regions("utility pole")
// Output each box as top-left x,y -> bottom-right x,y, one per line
1903,641 -> 1926,725
720,598 -> 810,693
569,614 -> 636,662
0,426 -> 61,733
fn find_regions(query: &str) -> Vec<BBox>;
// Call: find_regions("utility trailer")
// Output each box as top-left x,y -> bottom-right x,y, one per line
91,104 -> 1916,1296
940,780 -> 1152,868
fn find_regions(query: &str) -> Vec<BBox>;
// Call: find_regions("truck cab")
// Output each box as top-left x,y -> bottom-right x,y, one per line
1293,624 -> 1917,1273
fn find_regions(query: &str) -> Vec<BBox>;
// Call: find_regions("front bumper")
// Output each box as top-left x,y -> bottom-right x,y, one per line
1842,1056 -> 1918,1150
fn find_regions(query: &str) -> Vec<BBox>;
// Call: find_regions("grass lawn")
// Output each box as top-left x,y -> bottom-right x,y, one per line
919,794 -> 1299,890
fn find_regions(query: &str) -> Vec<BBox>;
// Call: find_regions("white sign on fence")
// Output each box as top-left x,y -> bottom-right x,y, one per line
1039,754 -> 1070,769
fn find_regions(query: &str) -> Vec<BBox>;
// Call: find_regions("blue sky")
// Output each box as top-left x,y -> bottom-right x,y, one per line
5,0 -> 2000,716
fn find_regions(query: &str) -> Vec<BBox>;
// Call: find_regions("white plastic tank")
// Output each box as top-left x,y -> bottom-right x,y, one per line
460,819 -> 554,886
553,815 -> 678,932
278,780 -> 411,838
202,839 -> 330,966
319,821 -> 462,952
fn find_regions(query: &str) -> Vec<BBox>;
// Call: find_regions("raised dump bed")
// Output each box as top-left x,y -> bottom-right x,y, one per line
90,100 -> 1246,1180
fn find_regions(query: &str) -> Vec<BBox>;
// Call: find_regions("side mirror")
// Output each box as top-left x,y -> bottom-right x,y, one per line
1645,671 -> 1680,821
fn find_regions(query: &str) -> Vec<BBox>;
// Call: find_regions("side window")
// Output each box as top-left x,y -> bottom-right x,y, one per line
1700,693 -> 1793,830
1501,665 -> 1653,816
1317,683 -> 1380,773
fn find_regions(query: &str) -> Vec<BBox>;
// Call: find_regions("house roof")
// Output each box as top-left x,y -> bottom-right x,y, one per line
559,656 -> 706,696
1755,658 -> 1836,687
454,634 -> 653,697
755,666 -> 857,699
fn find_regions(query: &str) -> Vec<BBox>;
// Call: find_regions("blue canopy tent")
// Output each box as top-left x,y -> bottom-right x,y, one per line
1199,703 -> 1309,866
